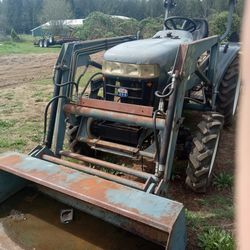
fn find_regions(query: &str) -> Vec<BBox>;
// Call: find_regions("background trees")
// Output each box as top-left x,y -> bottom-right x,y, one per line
39,0 -> 73,35
0,0 -> 244,36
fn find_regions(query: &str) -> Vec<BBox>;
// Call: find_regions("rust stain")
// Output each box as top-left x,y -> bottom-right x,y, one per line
77,97 -> 153,117
0,155 -> 22,166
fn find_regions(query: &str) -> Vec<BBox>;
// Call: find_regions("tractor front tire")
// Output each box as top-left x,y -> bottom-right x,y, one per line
66,123 -> 93,156
216,55 -> 240,127
186,113 -> 224,193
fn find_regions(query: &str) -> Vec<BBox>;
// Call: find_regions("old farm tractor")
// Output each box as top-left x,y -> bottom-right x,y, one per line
0,0 -> 240,249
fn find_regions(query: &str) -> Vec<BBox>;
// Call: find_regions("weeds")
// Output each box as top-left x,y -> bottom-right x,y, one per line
213,172 -> 234,190
0,120 -> 16,129
198,228 -> 235,250
0,138 -> 26,150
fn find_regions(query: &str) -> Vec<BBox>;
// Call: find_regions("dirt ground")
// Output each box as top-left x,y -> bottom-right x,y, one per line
0,54 -> 57,88
0,53 -> 236,249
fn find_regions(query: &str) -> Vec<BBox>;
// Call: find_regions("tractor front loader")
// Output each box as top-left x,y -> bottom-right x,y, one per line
0,0 -> 240,249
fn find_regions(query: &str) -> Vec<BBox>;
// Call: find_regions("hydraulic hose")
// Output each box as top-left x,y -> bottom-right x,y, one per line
43,96 -> 70,146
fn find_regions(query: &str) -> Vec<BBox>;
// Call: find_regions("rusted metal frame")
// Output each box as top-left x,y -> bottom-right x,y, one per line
78,98 -> 154,117
60,151 -> 156,181
81,139 -> 155,159
42,154 -> 145,191
64,104 -> 166,130
90,146 -> 138,159
0,152 -> 186,249
81,138 -> 139,154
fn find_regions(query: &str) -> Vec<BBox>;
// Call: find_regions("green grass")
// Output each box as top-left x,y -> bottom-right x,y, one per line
32,91 -> 53,103
0,120 -> 16,129
198,228 -> 235,250
0,35 -> 60,55
0,138 -> 26,150
213,172 -> 234,190
185,192 -> 235,248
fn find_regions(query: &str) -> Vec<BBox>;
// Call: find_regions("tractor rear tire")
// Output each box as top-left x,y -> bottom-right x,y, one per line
186,113 -> 224,193
43,39 -> 49,48
39,39 -> 44,48
216,55 -> 240,127
66,123 -> 93,156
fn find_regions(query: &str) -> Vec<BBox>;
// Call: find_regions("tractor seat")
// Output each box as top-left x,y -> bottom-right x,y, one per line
192,19 -> 209,41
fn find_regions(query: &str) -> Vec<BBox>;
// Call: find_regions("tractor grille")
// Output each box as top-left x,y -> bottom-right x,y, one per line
104,78 -> 158,106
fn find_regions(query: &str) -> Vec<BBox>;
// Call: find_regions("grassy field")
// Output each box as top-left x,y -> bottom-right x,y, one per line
0,43 -> 236,249
0,35 -> 60,55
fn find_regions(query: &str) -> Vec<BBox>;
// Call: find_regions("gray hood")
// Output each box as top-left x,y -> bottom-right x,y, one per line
104,30 -> 193,68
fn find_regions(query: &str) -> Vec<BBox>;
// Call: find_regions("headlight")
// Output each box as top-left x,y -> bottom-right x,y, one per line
102,61 -> 160,79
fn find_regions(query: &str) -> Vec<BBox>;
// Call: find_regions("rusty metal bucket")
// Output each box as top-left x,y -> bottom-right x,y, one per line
0,152 -> 186,249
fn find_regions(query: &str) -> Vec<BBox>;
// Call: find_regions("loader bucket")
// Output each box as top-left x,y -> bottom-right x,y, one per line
0,152 -> 186,249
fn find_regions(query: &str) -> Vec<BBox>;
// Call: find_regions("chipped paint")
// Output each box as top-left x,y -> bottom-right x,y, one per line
106,189 -> 178,221
0,152 -> 186,248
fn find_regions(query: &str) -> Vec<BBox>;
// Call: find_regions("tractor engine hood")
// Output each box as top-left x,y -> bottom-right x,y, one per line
104,31 -> 193,68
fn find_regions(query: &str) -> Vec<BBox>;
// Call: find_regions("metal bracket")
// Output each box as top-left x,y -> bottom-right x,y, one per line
29,145 -> 54,159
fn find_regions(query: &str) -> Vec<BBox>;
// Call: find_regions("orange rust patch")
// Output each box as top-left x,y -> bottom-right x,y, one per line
0,155 -> 22,166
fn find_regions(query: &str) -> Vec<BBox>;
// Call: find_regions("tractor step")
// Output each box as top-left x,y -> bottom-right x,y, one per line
0,152 -> 186,249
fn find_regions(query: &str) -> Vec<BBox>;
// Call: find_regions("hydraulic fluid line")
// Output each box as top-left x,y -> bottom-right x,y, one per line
80,72 -> 104,97
158,74 -> 179,178
43,96 -> 70,146
153,74 -> 177,177
76,65 -> 89,86
53,80 -> 79,96
153,76 -> 175,177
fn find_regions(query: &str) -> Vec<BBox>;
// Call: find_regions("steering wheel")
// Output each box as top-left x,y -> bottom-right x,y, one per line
164,17 -> 197,33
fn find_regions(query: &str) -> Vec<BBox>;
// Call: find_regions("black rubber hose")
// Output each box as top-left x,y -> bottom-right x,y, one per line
80,72 -> 104,97
43,96 -> 70,146
54,81 -> 79,96
76,65 -> 89,86
155,82 -> 173,99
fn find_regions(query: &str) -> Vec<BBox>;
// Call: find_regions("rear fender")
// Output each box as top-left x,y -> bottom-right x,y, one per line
213,43 -> 240,106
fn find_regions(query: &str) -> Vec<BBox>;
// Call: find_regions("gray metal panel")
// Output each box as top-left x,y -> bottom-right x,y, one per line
0,171 -> 26,203
104,32 -> 193,67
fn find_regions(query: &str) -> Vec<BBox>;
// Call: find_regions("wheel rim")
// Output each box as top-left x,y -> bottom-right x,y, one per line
233,76 -> 241,116
208,132 -> 221,177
